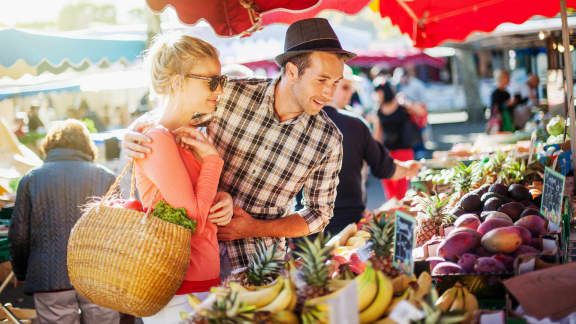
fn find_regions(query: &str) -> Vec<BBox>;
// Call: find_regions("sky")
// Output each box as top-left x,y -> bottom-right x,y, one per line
0,0 -> 144,26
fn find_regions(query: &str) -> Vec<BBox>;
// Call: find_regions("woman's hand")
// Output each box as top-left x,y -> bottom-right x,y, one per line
173,126 -> 219,159
209,192 -> 234,226
122,119 -> 155,159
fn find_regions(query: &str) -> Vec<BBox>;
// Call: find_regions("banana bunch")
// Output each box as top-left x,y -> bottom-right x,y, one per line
228,275 -> 298,313
435,282 -> 479,322
384,272 -> 433,316
358,269 -> 394,324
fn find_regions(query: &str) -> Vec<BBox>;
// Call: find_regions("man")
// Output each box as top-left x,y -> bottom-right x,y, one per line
321,66 -> 421,235
124,18 -> 352,274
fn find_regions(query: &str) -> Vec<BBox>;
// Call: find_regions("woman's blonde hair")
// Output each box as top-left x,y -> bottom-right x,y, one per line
145,32 -> 219,95
41,119 -> 97,161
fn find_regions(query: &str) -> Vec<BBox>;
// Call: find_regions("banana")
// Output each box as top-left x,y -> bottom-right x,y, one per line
435,287 -> 458,312
259,277 -> 293,312
449,287 -> 466,312
359,271 -> 394,324
391,274 -> 412,294
463,287 -> 479,322
230,276 -> 284,308
415,272 -> 432,300
374,317 -> 398,324
285,278 -> 298,311
356,264 -> 378,311
273,310 -> 300,324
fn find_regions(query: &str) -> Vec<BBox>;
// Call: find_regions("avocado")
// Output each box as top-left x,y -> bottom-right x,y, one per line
497,201 -> 524,221
489,183 -> 509,197
460,193 -> 482,212
508,184 -> 532,202
483,197 -> 505,212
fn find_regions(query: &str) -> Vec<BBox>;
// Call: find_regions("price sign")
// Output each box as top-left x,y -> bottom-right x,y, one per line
393,211 -> 416,276
541,167 -> 566,227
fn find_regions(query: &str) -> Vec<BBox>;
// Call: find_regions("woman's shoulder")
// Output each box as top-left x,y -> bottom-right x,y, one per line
143,125 -> 175,142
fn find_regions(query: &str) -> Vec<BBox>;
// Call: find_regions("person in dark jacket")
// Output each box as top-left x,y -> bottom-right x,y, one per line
9,119 -> 119,324
372,82 -> 422,200
322,67 -> 421,235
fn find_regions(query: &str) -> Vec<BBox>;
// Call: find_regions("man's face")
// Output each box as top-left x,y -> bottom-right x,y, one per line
332,79 -> 354,109
290,52 -> 344,115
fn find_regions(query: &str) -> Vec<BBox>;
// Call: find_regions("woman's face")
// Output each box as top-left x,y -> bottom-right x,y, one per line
177,57 -> 223,117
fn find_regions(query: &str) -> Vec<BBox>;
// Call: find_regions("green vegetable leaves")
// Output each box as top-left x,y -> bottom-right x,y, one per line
152,200 -> 196,232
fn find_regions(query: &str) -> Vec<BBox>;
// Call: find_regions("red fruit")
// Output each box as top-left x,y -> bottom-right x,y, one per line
477,219 -> 512,236
515,215 -> 548,236
349,253 -> 366,273
474,257 -> 506,274
332,255 -> 347,265
438,230 -> 481,261
123,199 -> 143,212
491,254 -> 515,272
454,214 -> 481,230
511,226 -> 532,244
431,261 -> 463,276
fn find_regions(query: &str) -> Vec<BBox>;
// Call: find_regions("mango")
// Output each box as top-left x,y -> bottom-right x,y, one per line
512,225 -> 532,244
454,214 -> 481,230
481,226 -> 523,254
515,215 -> 548,236
457,253 -> 478,273
431,261 -> 463,276
483,211 -> 513,224
513,245 -> 541,257
438,230 -> 481,260
477,219 -> 512,236
474,257 -> 506,274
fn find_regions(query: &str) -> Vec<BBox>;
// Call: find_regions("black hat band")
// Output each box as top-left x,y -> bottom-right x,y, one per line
287,38 -> 343,52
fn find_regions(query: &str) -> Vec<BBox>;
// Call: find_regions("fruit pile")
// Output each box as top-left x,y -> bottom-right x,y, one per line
427,182 -> 550,275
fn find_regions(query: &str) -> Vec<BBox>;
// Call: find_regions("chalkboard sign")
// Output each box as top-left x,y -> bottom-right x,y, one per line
541,167 -> 566,227
393,211 -> 416,276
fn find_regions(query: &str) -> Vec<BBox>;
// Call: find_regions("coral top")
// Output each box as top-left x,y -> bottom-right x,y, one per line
135,126 -> 223,293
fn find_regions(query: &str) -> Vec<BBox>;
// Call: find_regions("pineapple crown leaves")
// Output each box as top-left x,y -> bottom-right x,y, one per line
204,292 -> 256,324
245,240 -> 285,286
366,216 -> 394,257
294,232 -> 334,288
451,161 -> 484,192
413,193 -> 452,222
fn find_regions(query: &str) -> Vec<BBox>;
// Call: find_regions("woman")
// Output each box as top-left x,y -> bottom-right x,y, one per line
10,120 -> 119,324
490,70 -> 517,133
135,32 -> 230,323
372,82 -> 421,200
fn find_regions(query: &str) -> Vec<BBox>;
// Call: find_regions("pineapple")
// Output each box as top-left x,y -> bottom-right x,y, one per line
365,215 -> 400,278
452,162 -> 484,197
244,240 -> 285,286
294,233 -> 334,299
190,291 -> 255,324
413,193 -> 453,246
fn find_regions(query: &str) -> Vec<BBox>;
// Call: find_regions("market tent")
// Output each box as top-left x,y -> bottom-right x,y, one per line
146,0 -> 320,37
0,29 -> 145,79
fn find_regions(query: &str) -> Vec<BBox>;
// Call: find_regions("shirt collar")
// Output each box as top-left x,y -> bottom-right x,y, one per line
264,77 -> 311,126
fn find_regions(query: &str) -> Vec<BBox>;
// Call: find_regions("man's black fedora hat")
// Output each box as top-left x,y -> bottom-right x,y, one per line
275,18 -> 357,66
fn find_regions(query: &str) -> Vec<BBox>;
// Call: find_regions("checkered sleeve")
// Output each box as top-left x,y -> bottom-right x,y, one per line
299,138 -> 343,234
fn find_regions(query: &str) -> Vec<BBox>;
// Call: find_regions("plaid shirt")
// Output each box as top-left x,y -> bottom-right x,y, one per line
190,77 -> 343,270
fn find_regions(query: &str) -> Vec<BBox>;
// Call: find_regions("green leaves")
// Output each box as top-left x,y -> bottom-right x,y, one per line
152,200 -> 197,232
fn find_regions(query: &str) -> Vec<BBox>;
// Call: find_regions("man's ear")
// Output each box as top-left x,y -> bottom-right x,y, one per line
285,62 -> 299,81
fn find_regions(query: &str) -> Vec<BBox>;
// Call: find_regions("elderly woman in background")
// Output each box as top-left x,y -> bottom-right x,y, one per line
9,119 -> 119,324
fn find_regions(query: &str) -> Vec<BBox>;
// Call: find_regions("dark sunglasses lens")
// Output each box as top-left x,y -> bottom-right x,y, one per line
209,77 -> 218,91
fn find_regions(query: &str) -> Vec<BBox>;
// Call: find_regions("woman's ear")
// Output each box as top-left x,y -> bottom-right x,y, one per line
170,75 -> 182,93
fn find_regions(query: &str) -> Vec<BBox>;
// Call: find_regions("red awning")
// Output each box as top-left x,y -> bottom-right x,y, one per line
378,0 -> 576,48
145,0 -> 319,37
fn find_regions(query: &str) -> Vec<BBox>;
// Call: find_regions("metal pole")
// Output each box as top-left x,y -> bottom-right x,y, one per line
560,0 -> 576,169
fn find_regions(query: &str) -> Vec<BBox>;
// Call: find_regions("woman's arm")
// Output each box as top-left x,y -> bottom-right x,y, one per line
135,128 -> 223,232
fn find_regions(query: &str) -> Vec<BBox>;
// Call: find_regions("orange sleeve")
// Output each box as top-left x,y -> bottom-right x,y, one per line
135,128 -> 224,233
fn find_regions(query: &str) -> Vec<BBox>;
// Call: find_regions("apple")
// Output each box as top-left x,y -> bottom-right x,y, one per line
122,199 -> 143,212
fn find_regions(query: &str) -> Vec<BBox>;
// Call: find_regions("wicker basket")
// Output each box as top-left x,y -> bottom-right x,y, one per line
67,163 -> 192,317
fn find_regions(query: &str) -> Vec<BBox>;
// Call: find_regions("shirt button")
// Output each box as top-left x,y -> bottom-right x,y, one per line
252,170 -> 256,174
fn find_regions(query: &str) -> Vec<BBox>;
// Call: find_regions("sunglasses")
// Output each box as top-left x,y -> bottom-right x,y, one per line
185,74 -> 228,92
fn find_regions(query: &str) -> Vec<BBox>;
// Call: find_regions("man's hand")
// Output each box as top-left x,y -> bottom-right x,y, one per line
217,208 -> 256,241
391,160 -> 422,180
123,119 -> 155,160
403,160 -> 422,178
209,192 -> 234,226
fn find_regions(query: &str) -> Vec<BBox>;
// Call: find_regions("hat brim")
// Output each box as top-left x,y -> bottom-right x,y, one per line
274,48 -> 357,67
